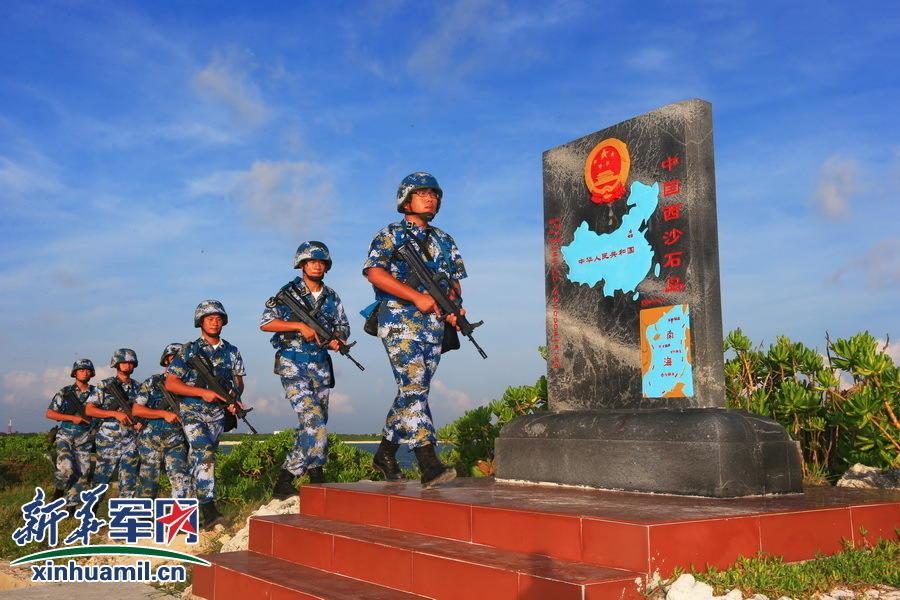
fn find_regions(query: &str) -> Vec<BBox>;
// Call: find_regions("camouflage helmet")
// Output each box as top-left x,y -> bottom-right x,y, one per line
396,172 -> 442,214
70,359 -> 95,377
159,343 -> 183,367
110,348 -> 138,368
194,299 -> 228,327
293,241 -> 332,271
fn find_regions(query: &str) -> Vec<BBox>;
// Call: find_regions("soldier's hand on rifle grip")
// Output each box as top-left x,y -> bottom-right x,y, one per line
327,339 -> 342,351
200,389 -> 226,403
74,415 -> 90,425
297,322 -> 318,342
133,422 -> 144,431
446,308 -> 466,330
116,412 -> 133,426
163,412 -> 180,424
414,292 -> 440,317
226,401 -> 244,415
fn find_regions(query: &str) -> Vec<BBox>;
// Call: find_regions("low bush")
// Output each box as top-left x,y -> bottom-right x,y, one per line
438,371 -> 547,477
214,431 -> 380,505
0,433 -> 54,490
724,330 -> 899,481
683,539 -> 900,598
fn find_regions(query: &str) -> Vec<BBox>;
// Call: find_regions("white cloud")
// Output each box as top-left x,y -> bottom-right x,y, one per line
1,371 -> 38,404
330,392 -> 354,415
193,51 -> 269,127
812,156 -> 860,219
0,156 -> 58,194
877,338 -> 900,366
188,160 -> 333,233
2,367 -> 70,406
626,47 -> 669,72
431,379 -> 475,411
407,0 -> 492,78
830,237 -> 900,290
405,0 -> 579,82
242,394 -> 281,417
0,362 -> 127,408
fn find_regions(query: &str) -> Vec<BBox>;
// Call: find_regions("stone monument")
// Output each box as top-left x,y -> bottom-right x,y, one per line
494,99 -> 803,497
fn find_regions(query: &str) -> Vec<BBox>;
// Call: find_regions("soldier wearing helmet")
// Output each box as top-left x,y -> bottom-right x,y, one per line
362,172 -> 467,488
260,241 -> 350,498
132,343 -> 192,498
86,348 -> 143,498
46,359 -> 100,509
166,300 -> 245,527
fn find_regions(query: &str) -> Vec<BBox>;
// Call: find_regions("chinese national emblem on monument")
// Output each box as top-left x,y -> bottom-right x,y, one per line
495,99 -> 803,497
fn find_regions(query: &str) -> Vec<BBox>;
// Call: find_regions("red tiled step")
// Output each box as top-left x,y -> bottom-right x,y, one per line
299,479 -> 900,576
249,513 -> 644,600
193,551 -> 428,600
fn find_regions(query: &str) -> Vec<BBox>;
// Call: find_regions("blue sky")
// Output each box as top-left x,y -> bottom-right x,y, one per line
1,1 -> 898,434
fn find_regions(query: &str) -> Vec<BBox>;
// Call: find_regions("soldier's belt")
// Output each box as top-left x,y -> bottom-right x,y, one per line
280,348 -> 328,363
59,421 -> 92,431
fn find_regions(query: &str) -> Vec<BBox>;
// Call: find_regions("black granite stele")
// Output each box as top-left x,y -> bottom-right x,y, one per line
495,100 -> 802,497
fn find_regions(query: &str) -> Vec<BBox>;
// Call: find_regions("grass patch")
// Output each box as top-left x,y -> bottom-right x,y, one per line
679,539 -> 900,599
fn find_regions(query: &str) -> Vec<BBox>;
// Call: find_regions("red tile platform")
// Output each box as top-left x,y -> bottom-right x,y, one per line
195,478 -> 900,600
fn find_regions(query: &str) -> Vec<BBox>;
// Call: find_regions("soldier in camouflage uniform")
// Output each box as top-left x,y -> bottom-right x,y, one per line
363,172 -> 466,488
166,300 -> 245,526
260,241 -> 350,498
45,359 -> 98,509
86,349 -> 143,498
132,343 -> 192,498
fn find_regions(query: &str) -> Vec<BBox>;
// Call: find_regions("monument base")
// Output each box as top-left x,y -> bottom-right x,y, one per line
494,408 -> 803,497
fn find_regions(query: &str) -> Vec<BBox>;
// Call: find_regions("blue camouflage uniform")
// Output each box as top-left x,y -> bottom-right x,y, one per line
363,219 -> 467,448
90,377 -> 141,497
135,374 -> 192,498
261,278 -> 350,475
48,385 -> 98,506
166,339 -> 245,504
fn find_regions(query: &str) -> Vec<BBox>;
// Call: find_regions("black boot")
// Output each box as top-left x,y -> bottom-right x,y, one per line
373,437 -> 404,482
307,467 -> 325,484
200,501 -> 223,529
413,443 -> 456,489
273,468 -> 297,499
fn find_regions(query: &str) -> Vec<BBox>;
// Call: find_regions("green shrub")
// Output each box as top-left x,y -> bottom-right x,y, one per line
0,433 -> 55,490
724,329 -> 900,480
438,370 -> 548,477
214,432 -> 381,505
685,539 -> 900,598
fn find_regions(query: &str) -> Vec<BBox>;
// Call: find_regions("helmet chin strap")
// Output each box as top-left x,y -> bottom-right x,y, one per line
306,274 -> 325,282
402,206 -> 435,222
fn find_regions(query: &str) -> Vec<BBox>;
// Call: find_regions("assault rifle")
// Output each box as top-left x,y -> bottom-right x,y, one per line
105,379 -> 137,426
186,353 -> 258,435
396,241 -> 488,359
48,387 -> 92,447
61,387 -> 91,422
266,283 -> 365,371
157,380 -> 182,419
